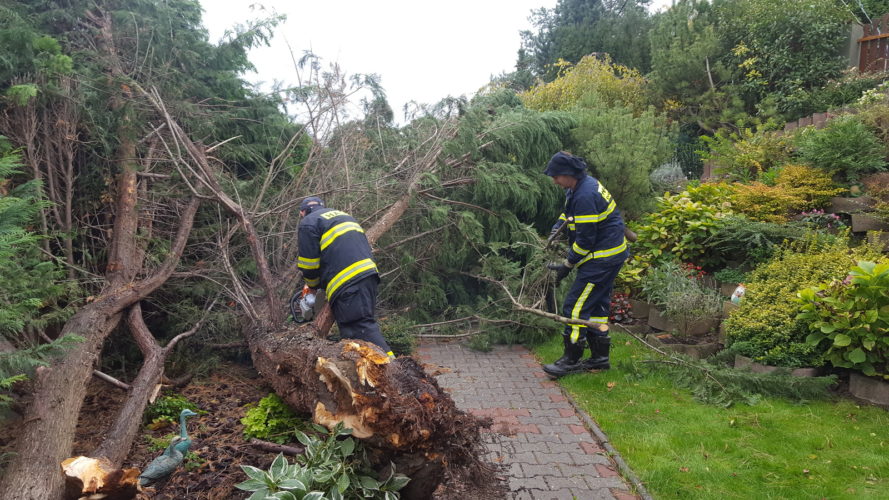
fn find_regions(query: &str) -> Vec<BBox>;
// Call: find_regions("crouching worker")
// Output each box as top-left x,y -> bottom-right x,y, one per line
296,196 -> 394,357
541,152 -> 628,378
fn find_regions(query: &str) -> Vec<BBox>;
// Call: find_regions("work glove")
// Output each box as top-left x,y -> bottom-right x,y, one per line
547,260 -> 574,282
299,291 -> 316,320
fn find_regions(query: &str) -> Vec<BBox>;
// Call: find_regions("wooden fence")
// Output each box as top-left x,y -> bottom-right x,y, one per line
859,13 -> 889,72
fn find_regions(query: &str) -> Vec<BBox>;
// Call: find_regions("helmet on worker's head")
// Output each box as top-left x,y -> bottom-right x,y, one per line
544,152 -> 587,179
299,196 -> 325,214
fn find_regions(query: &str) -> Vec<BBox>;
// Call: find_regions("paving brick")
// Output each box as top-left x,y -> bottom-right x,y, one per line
611,488 -> 639,500
420,341 -> 636,500
580,441 -> 605,454
595,463 -> 620,477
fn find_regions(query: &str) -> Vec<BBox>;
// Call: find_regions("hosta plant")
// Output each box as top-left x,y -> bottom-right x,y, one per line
798,261 -> 889,378
235,423 -> 409,500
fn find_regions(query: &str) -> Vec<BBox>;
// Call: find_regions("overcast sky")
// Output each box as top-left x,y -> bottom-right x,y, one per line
199,1 -> 674,120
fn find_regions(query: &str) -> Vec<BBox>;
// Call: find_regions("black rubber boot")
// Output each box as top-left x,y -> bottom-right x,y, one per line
582,334 -> 611,371
542,341 -> 585,378
550,335 -> 576,368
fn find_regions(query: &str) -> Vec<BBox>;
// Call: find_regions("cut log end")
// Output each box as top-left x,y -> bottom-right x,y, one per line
61,456 -> 140,500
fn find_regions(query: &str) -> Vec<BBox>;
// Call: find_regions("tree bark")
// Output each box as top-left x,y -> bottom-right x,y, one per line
247,325 -> 493,499
0,198 -> 200,500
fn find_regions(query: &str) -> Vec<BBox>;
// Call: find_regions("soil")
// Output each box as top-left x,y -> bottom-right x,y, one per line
75,362 -> 276,499
17,359 -> 507,500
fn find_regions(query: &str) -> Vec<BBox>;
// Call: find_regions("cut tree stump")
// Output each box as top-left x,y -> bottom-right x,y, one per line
246,323 -> 499,499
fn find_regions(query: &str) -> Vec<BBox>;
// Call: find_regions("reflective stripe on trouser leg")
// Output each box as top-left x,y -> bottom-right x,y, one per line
569,283 -> 595,343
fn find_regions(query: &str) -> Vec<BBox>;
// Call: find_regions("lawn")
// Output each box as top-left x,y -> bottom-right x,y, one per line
533,330 -> 889,499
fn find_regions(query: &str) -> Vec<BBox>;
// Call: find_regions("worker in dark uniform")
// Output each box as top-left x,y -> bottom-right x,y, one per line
296,196 -> 393,356
541,152 -> 628,377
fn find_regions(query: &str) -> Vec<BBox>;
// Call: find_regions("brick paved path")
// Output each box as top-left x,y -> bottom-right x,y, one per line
416,340 -> 642,500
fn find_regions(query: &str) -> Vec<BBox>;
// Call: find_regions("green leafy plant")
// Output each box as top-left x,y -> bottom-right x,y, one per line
724,236 -> 881,367
634,184 -> 733,267
378,316 -> 417,356
639,261 -> 722,326
707,215 -> 812,267
796,115 -> 887,183
700,128 -> 794,182
797,209 -> 846,232
798,261 -> 889,378
241,393 -> 311,445
236,423 -> 409,500
144,394 -> 201,426
713,268 -> 748,285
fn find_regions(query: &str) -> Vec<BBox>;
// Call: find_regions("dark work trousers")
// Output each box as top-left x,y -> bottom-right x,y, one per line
330,275 -> 391,353
561,259 -> 624,344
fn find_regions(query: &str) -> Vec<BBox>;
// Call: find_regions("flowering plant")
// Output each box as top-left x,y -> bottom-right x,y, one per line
798,209 -> 846,231
610,292 -> 632,324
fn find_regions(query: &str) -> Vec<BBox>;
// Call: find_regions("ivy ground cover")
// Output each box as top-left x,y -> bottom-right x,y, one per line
534,332 -> 889,499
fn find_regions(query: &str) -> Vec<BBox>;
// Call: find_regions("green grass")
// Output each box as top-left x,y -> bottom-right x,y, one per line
533,331 -> 889,499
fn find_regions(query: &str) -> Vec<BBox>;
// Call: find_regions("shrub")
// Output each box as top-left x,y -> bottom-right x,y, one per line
798,260 -> 889,378
639,261 -> 722,326
706,215 -> 813,267
236,423 -> 409,500
713,268 -> 748,285
775,164 -> 845,210
700,128 -> 793,182
633,184 -> 733,267
796,116 -> 887,183
241,393 -> 310,444
723,236 -> 882,368
728,182 -> 805,222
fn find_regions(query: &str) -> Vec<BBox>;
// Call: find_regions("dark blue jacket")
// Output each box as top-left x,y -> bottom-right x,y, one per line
297,208 -> 378,302
555,175 -> 627,268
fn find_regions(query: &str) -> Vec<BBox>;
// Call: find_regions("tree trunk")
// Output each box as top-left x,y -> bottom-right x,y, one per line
0,198 -> 200,500
247,324 -> 493,499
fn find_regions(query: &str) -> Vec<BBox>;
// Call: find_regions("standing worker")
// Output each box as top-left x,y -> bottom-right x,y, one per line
296,196 -> 394,357
542,152 -> 628,378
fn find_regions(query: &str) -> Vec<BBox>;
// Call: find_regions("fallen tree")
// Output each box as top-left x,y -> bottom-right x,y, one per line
148,94 -> 502,499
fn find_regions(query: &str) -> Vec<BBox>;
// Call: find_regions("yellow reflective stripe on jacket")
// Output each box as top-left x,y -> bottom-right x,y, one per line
574,200 -> 616,224
570,283 -> 595,343
589,316 -> 608,324
572,241 -> 590,256
558,213 -> 567,221
577,237 -> 628,266
305,277 -> 320,287
320,222 -> 364,251
297,256 -> 320,270
327,259 -> 377,298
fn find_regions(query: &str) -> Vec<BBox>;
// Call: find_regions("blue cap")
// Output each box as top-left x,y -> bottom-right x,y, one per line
299,196 -> 324,213
544,152 -> 587,177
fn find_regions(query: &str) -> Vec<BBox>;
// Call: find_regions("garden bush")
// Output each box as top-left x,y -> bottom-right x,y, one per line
633,183 -> 732,267
700,128 -> 793,182
723,236 -> 882,368
798,260 -> 889,378
706,216 -> 814,268
775,164 -> 845,210
796,115 -> 887,183
639,261 -> 722,326
728,182 -> 805,222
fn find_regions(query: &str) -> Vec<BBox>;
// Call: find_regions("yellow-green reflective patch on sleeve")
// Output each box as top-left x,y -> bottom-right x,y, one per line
558,213 -> 567,221
326,259 -> 377,298
320,222 -> 364,251
572,241 -> 590,255
593,238 -> 627,259
297,256 -> 320,270
305,277 -> 320,287
574,200 -> 616,224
